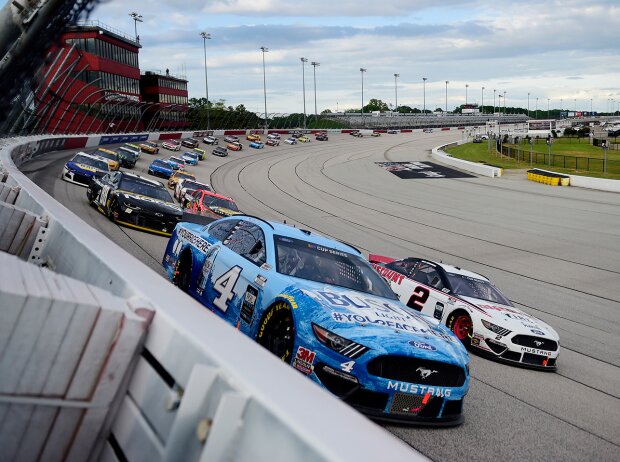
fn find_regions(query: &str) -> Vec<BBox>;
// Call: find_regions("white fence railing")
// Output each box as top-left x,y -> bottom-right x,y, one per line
0,134 -> 424,462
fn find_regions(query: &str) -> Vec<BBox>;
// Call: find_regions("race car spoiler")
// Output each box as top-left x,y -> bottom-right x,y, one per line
368,254 -> 395,265
181,211 -> 216,226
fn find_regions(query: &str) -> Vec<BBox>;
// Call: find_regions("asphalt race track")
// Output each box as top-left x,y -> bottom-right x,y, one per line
22,131 -> 620,461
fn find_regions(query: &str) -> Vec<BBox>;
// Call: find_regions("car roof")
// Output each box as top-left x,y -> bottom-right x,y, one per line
233,216 -> 361,255
119,170 -> 162,186
72,152 -> 104,161
200,190 -> 235,201
404,257 -> 488,280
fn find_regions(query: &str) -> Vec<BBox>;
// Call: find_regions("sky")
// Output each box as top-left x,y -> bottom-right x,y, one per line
91,0 -> 620,114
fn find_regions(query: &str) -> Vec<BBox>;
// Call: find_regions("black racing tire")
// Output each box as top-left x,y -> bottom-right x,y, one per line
107,198 -> 119,221
148,169 -> 154,175
173,249 -> 192,292
86,188 -> 96,206
257,302 -> 295,363
446,310 -> 473,347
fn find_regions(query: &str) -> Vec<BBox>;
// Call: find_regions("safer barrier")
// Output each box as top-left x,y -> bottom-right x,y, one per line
432,140 -> 502,177
0,135 -> 423,462
526,169 -> 570,186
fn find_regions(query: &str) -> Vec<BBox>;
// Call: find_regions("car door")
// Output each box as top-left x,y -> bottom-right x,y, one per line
199,220 -> 269,334
406,261 -> 450,320
94,171 -> 119,211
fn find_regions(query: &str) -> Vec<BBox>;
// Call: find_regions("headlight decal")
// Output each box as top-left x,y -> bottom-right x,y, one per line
481,319 -> 511,337
312,323 -> 369,359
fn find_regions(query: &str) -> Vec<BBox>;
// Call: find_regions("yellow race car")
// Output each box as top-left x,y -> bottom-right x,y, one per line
247,134 -> 261,141
139,141 -> 159,154
93,148 -> 120,171
167,170 -> 196,190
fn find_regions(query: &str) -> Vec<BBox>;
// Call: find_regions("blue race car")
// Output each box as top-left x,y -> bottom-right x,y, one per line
181,151 -> 199,165
249,141 -> 264,149
148,159 -> 175,179
162,216 -> 470,425
62,152 -> 110,186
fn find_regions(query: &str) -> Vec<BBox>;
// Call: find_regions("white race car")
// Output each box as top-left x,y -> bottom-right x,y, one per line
370,255 -> 560,370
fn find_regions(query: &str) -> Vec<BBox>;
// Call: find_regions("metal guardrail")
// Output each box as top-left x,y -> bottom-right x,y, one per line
0,134 -> 424,462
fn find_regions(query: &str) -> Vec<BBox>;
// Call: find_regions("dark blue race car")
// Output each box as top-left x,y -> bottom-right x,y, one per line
61,152 -> 110,186
148,159 -> 175,179
162,216 -> 470,425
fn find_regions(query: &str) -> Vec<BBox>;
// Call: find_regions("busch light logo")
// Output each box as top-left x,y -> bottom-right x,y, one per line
409,340 -> 436,352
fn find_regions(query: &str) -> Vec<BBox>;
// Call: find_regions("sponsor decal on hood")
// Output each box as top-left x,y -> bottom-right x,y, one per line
301,288 -> 457,343
118,191 -> 181,212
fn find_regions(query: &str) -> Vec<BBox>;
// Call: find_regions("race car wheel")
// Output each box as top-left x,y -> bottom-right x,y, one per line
447,311 -> 472,346
173,249 -> 193,292
86,188 -> 96,206
108,199 -> 120,222
148,169 -> 154,175
257,302 -> 295,363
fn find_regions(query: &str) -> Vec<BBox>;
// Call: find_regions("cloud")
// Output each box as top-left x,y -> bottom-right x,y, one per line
87,0 -> 620,113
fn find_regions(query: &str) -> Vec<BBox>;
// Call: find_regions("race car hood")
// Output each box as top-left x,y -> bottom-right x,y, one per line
117,191 -> 183,216
66,161 -> 105,175
460,297 -> 559,339
293,285 -> 469,365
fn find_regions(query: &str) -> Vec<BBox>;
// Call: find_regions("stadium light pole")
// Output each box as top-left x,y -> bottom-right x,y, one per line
200,32 -> 211,130
527,92 -> 530,118
360,68 -> 367,124
422,77 -> 427,114
493,89 -> 496,114
311,61 -> 320,122
129,12 -> 142,42
300,57 -> 308,129
547,98 -> 550,119
503,91 -> 507,114
465,83 -> 468,107
260,46 -> 269,131
394,73 -> 399,113
445,80 -> 449,113
481,86 -> 485,115
590,98 -> 593,115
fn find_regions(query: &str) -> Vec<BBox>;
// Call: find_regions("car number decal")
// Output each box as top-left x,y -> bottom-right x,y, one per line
407,286 -> 430,311
340,361 -> 355,373
213,266 -> 242,312
99,185 -> 110,205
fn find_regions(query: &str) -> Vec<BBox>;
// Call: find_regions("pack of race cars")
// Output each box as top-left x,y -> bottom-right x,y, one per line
64,132 -> 560,427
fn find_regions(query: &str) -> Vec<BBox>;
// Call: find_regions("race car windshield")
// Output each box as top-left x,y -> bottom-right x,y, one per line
153,160 -> 170,167
446,273 -> 512,305
274,235 -> 397,299
119,177 -> 173,203
201,195 -> 239,211
94,150 -> 117,161
182,181 -> 209,191
72,155 -> 109,171
175,172 -> 194,180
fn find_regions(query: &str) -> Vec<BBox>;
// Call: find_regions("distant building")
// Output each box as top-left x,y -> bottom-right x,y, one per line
36,21 -> 142,133
140,71 -> 189,131
35,21 -> 190,134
